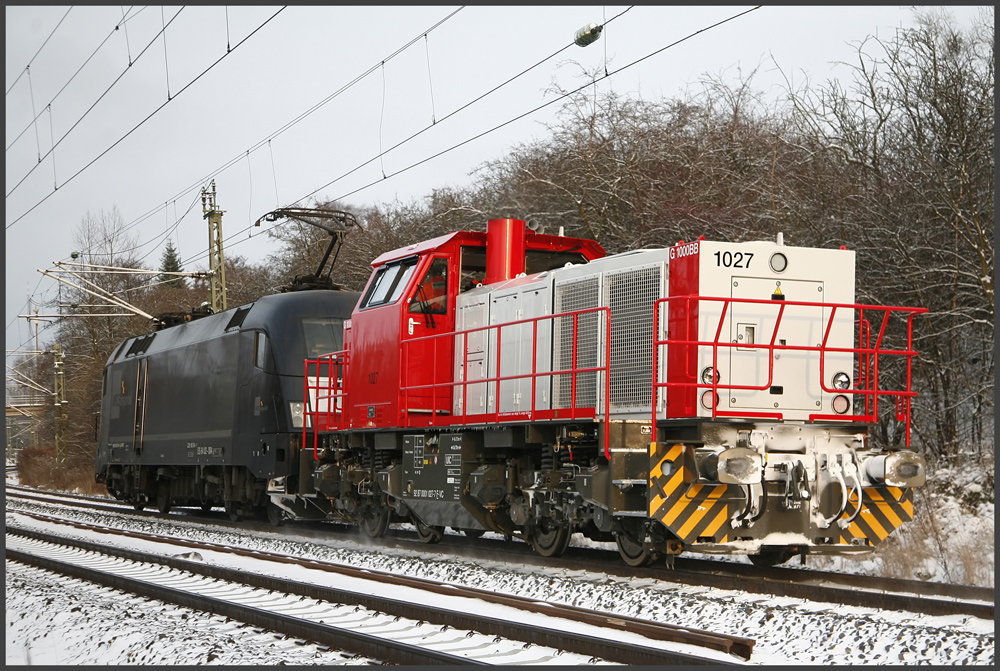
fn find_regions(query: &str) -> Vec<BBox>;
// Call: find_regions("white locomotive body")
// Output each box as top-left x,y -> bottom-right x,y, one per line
448,233 -> 925,564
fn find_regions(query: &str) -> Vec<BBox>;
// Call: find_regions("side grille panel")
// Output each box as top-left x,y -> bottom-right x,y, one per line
553,277 -> 600,409
606,264 -> 662,412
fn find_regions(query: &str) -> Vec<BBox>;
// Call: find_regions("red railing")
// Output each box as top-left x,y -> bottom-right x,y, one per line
304,295 -> 925,457
303,351 -> 348,460
652,295 -> 926,445
303,306 -> 613,458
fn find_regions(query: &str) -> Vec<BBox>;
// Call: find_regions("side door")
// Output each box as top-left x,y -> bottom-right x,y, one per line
400,255 -> 455,418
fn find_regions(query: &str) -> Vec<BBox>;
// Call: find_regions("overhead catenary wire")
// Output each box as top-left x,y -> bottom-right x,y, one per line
379,61 -> 388,179
27,66 -> 41,163
133,189 -> 203,264
6,6 -> 189,204
12,5 -> 755,349
246,151 -> 254,227
161,6 -> 172,100
184,4 -> 640,267
424,33 -> 436,125
90,5 -> 471,268
6,7 -> 142,154
603,6 -> 609,77
176,3 -> 580,268
188,5 -> 756,269
47,104 -> 57,189
6,7 -> 287,230
327,6 -> 760,206
268,140 -> 280,207
121,6 -> 134,65
289,5 -> 636,210
7,1 -> 430,352
5,6 -> 73,96
10,5 -> 464,245
10,1 -> 654,328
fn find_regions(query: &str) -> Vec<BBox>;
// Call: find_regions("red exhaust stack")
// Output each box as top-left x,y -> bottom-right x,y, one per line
485,218 -> 527,285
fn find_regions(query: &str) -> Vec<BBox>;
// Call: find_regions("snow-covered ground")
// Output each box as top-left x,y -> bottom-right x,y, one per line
6,559 -> 377,666
5,467 -> 995,665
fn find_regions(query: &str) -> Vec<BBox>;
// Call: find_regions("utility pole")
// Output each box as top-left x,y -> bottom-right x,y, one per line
32,308 -> 39,451
202,180 -> 227,312
52,344 -> 66,463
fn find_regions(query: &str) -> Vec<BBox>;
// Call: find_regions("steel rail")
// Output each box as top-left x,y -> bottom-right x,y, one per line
9,486 -> 992,620
6,545 -> 476,666
7,524 -> 745,665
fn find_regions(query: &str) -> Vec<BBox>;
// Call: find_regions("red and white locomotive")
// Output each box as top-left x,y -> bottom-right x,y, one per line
286,218 -> 926,567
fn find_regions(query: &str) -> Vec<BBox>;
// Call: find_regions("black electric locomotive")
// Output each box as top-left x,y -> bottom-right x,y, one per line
95,289 -> 360,521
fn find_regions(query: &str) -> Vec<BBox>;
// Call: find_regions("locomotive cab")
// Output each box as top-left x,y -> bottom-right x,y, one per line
343,219 -> 604,430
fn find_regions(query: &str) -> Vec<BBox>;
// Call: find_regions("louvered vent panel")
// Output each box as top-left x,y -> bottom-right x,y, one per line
553,277 -> 599,409
605,264 -> 662,411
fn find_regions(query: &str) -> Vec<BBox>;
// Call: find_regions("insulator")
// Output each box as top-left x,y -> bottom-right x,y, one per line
574,22 -> 603,47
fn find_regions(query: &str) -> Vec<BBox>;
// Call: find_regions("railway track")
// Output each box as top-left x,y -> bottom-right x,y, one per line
6,519 -> 748,665
8,485 -> 993,621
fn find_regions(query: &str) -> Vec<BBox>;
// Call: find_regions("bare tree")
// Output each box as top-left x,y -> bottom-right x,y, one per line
784,8 -> 994,464
40,208 -> 152,481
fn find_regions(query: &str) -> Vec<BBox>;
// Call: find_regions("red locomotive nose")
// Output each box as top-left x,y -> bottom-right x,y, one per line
484,218 -> 527,285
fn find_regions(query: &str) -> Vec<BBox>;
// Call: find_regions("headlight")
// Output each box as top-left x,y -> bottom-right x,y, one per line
769,252 -> 788,273
290,402 -> 305,428
864,452 -> 926,487
717,447 -> 763,485
832,394 -> 851,414
701,390 -> 718,409
832,372 -> 851,390
701,366 -> 720,384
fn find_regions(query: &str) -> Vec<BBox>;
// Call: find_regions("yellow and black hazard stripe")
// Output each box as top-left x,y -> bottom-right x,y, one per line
648,442 -> 738,544
839,486 -> 915,545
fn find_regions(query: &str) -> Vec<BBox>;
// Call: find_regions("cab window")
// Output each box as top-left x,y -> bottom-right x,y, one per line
302,318 -> 344,357
360,256 -> 419,309
409,257 -> 449,315
460,246 -> 487,292
254,331 -> 268,369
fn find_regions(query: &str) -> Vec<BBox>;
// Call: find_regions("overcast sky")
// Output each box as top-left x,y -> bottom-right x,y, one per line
5,5 -> 987,360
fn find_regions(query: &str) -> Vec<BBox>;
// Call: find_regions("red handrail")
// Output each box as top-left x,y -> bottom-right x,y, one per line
398,306 -> 613,457
305,295 -> 924,456
651,294 -> 926,445
303,351 -> 349,460
303,306 -> 613,458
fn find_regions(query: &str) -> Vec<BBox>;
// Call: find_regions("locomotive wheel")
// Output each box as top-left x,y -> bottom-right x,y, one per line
358,505 -> 390,538
265,501 -> 284,526
156,483 -> 171,514
748,547 -> 795,568
132,499 -> 145,512
461,528 -> 486,540
200,503 -> 213,514
531,520 -> 571,558
615,520 -> 658,567
414,521 -> 444,544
